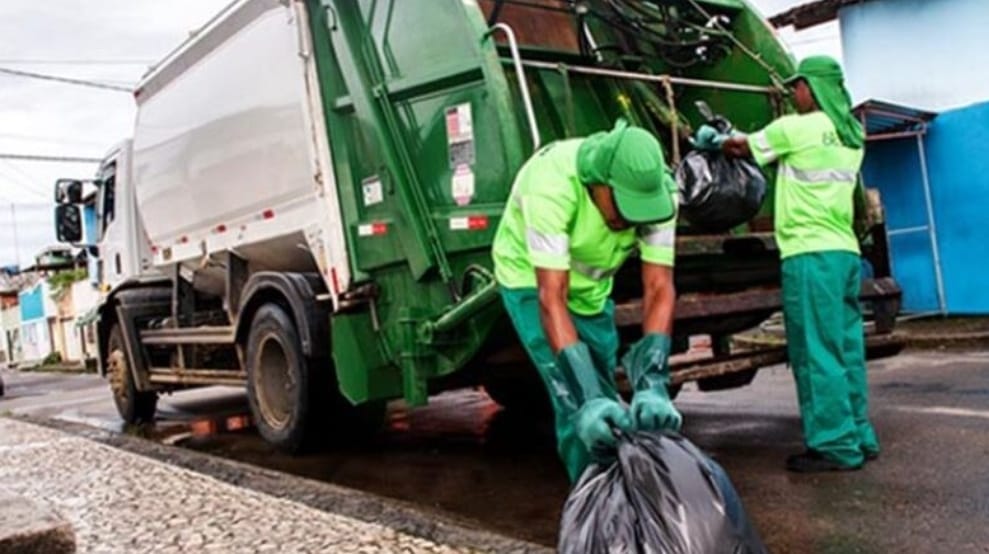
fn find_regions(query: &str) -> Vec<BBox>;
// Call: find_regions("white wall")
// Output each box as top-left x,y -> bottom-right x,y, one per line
840,0 -> 989,111
71,280 -> 100,316
20,318 -> 50,361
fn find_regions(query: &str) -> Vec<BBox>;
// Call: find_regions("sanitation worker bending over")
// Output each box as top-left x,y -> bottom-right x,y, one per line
492,120 -> 680,482
694,56 -> 879,472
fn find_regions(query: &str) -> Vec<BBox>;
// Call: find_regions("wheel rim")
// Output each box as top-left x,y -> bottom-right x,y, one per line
253,333 -> 295,430
107,349 -> 129,405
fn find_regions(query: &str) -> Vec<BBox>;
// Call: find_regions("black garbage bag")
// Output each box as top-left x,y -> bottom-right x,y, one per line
676,148 -> 767,233
559,431 -> 767,554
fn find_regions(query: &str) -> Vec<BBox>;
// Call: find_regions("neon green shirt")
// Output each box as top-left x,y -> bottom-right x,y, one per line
492,139 -> 677,316
748,111 -> 864,259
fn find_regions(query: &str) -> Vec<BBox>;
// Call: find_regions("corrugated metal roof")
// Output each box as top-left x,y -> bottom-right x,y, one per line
853,99 -> 938,140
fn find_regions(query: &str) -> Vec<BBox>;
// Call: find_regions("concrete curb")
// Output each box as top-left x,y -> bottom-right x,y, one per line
900,330 -> 989,349
16,415 -> 551,554
733,330 -> 989,351
0,491 -> 75,554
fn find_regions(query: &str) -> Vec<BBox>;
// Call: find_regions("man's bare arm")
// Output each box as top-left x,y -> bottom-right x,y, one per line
536,268 -> 578,353
641,262 -> 676,335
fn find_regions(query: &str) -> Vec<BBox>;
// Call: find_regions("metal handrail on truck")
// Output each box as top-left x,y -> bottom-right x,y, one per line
485,24 -> 543,151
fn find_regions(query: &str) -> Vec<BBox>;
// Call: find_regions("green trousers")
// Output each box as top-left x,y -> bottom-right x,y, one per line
782,251 -> 880,467
499,287 -> 620,482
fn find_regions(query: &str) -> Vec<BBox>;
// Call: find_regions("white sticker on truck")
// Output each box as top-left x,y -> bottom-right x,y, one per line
452,164 -> 475,206
362,176 -> 383,206
446,103 -> 475,168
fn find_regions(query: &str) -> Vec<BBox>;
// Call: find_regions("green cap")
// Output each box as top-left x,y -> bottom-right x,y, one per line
784,56 -> 865,149
577,120 -> 676,224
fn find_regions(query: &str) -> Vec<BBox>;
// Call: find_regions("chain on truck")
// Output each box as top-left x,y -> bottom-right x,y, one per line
52,0 -> 902,453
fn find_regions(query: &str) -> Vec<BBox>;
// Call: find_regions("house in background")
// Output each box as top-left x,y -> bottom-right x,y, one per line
772,0 -> 989,314
18,279 -> 54,362
0,276 -> 23,365
16,246 -> 94,364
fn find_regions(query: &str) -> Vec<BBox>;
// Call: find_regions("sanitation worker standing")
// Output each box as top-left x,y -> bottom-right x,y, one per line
694,56 -> 879,472
492,120 -> 681,482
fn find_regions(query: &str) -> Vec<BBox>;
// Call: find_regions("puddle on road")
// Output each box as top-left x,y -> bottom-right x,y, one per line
161,389 -> 569,546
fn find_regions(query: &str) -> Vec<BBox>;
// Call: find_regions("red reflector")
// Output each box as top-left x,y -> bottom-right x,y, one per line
215,224 -> 227,233
150,245 -> 158,254
330,267 -> 340,295
358,222 -> 388,237
468,216 -> 488,230
262,209 -> 275,220
179,236 -> 188,244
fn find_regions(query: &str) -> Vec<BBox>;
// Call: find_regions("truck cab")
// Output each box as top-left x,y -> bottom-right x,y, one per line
55,140 -> 155,293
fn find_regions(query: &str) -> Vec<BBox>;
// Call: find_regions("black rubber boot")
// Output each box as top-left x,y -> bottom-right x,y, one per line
786,449 -> 863,473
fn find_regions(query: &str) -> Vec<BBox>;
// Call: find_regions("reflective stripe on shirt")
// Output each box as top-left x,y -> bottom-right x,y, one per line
571,259 -> 620,280
637,224 -> 675,248
526,228 -> 569,256
780,164 -> 858,185
750,131 -> 777,163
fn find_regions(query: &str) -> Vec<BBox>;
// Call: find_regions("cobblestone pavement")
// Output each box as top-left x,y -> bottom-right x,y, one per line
0,418 -> 475,553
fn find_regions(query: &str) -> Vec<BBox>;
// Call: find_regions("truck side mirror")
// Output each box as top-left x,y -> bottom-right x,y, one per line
55,204 -> 83,243
55,179 -> 83,204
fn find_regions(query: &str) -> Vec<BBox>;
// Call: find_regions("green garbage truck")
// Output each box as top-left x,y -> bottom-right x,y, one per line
52,0 -> 901,452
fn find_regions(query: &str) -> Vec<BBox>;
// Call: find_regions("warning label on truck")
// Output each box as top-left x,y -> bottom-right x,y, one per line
446,103 -> 475,168
362,175 -> 383,206
451,164 -> 475,206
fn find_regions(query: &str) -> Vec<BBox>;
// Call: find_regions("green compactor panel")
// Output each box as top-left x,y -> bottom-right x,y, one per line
304,0 -> 878,408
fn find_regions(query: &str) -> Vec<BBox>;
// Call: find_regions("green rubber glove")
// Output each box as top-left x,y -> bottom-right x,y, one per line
623,333 -> 683,432
575,398 -> 631,453
690,124 -> 730,151
557,343 -> 632,454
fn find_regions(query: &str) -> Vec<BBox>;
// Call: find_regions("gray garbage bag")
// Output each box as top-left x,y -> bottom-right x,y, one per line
559,431 -> 768,554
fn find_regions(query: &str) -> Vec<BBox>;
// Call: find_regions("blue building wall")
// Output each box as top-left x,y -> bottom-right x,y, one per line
18,284 -> 45,322
840,0 -> 989,111
922,103 -> 989,313
863,101 -> 989,313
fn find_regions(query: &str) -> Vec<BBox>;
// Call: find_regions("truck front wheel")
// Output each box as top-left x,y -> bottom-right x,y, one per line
107,324 -> 158,424
246,304 -> 385,453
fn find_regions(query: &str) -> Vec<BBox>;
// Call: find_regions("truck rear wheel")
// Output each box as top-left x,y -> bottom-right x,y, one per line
107,324 -> 158,424
245,304 -> 384,453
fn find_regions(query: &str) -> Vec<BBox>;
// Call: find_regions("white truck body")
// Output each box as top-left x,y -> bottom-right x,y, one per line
130,0 -> 350,304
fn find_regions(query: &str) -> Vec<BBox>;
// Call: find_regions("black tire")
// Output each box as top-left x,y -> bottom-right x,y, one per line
107,324 -> 157,424
667,383 -> 683,400
246,304 -> 385,454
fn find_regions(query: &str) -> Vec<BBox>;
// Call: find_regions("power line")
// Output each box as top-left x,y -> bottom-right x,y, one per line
0,161 -> 51,201
0,153 -> 102,163
0,171 -> 49,202
1,160 -> 40,184
0,59 -> 154,66
0,132 -> 108,147
0,67 -> 133,93
0,180 -> 48,202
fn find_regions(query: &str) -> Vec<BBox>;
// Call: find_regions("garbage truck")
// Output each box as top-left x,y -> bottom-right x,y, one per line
53,0 -> 902,452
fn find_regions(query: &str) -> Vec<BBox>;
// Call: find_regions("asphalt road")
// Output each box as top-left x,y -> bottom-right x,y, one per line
3,350 -> 989,552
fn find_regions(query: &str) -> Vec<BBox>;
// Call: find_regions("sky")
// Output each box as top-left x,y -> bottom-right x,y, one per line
0,0 -> 839,268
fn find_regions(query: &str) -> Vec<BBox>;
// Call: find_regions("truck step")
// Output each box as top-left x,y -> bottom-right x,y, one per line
148,368 -> 246,386
140,326 -> 235,346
